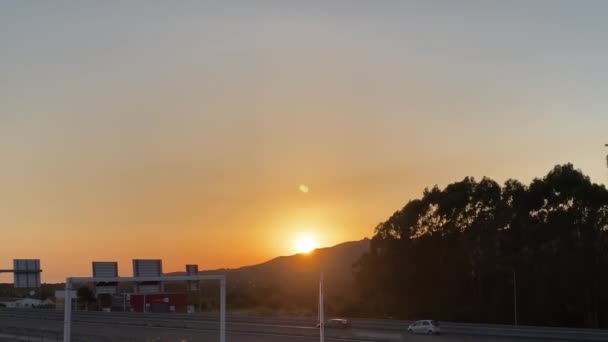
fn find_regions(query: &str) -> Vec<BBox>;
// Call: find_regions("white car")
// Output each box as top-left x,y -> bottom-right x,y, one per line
407,320 -> 441,335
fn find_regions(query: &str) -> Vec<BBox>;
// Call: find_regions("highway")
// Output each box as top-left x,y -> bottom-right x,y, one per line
0,316 -> 372,342
1,309 -> 607,341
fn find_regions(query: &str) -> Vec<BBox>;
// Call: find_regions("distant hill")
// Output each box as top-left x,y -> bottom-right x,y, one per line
174,239 -> 370,299
221,239 -> 370,297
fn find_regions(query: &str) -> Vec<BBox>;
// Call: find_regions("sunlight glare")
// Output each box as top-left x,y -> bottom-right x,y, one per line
295,236 -> 317,254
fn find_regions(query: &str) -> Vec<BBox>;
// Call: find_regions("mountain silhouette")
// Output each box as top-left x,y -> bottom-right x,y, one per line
227,239 -> 370,297
174,239 -> 370,300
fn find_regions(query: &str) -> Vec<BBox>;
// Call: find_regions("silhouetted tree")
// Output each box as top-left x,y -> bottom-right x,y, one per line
354,164 -> 608,328
77,286 -> 95,310
98,294 -> 112,309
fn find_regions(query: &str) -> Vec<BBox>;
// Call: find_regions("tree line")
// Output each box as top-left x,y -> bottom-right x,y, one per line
353,164 -> 608,328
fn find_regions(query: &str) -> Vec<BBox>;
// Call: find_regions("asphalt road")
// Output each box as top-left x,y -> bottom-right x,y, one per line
0,311 -> 388,342
0,313 -> 552,342
1,309 -> 606,342
0,316 -> 365,342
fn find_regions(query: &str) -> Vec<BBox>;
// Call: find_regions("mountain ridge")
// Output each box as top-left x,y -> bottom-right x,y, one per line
197,238 -> 370,274
171,238 -> 370,300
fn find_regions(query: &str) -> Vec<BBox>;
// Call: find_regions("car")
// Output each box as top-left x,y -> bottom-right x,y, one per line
316,318 -> 352,329
407,320 -> 441,335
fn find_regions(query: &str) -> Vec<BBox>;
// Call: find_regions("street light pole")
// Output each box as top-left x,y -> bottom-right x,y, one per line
63,280 -> 72,342
605,144 -> 608,168
513,269 -> 518,326
220,277 -> 226,342
604,144 -> 608,184
319,272 -> 325,342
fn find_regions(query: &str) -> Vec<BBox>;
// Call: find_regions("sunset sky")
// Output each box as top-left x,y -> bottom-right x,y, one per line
2,1 -> 608,282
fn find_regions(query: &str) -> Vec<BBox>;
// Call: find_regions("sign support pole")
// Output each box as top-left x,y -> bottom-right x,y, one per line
220,277 -> 226,342
63,279 -> 72,342
62,274 -> 225,342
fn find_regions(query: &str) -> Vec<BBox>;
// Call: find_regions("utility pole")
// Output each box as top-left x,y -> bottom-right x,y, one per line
604,144 -> 608,183
319,272 -> 325,342
513,269 -> 518,326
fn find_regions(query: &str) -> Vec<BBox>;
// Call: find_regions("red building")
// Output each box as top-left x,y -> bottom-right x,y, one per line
129,293 -> 187,313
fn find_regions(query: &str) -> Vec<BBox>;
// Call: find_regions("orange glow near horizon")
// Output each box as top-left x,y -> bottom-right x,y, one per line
3,2 -> 608,284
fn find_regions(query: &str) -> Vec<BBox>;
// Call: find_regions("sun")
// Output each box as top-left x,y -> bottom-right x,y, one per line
295,236 -> 317,254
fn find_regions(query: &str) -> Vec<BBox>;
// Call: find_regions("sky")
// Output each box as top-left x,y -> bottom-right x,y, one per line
1,1 -> 608,282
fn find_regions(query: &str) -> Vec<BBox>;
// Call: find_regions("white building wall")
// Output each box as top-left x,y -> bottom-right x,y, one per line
0,298 -> 42,308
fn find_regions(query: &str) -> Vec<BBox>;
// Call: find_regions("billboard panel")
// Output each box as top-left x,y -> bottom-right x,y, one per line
92,262 -> 118,278
186,264 -> 198,275
13,259 -> 41,288
186,264 -> 199,291
133,259 -> 162,277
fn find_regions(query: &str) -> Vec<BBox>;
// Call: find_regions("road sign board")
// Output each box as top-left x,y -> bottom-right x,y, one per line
13,259 -> 41,288
133,259 -> 162,277
186,264 -> 199,291
93,262 -> 119,295
133,259 -> 163,294
92,262 -> 118,278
